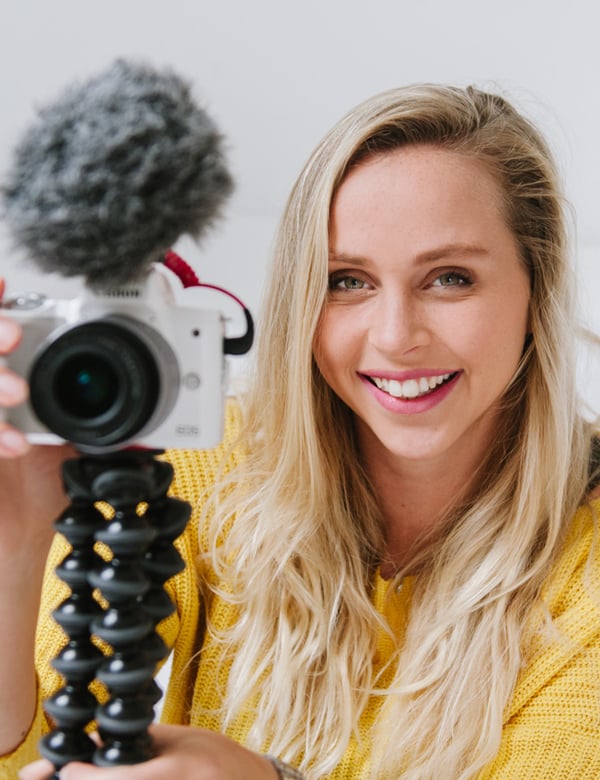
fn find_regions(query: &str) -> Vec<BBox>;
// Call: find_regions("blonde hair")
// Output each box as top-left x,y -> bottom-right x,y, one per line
205,85 -> 597,778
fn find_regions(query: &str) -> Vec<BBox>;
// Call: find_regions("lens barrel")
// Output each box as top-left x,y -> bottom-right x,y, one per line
29,320 -> 164,448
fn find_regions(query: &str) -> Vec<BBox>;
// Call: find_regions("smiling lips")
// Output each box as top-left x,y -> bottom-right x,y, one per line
367,372 -> 458,400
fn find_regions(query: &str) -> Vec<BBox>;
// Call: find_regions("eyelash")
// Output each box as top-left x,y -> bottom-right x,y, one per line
327,269 -> 473,292
328,273 -> 369,291
431,270 -> 473,287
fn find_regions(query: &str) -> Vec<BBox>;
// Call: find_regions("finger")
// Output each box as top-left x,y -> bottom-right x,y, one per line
59,761 -> 154,779
18,757 -> 55,779
59,762 -> 108,779
0,366 -> 29,406
0,316 -> 22,353
0,423 -> 30,457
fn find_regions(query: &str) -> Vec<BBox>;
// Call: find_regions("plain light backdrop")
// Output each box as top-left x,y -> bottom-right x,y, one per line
0,0 -> 598,410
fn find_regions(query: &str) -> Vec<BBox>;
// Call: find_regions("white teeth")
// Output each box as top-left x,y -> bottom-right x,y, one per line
372,373 -> 452,399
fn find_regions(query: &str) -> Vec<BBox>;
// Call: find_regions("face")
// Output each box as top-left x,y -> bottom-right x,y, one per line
314,146 -> 531,475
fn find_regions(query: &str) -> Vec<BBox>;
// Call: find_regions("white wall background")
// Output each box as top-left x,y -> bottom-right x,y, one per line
0,0 -> 598,411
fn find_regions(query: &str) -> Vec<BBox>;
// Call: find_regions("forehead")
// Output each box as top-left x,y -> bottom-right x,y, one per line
330,146 -> 512,250
337,145 -> 504,206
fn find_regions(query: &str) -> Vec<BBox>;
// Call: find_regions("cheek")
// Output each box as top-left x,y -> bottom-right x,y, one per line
313,313 -> 336,376
458,299 -> 530,374
439,293 -> 529,368
312,312 -> 331,377
313,309 -> 352,385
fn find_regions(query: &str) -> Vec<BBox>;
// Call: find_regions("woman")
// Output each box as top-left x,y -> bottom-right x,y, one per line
2,84 -> 599,779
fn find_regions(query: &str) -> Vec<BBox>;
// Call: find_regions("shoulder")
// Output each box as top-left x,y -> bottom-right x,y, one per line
505,496 -> 600,723
541,495 -> 600,614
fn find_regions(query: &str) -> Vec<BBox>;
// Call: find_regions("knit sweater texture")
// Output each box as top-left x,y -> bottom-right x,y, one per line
3,404 -> 600,778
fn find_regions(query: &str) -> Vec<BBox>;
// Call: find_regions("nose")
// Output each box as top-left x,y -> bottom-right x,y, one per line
367,290 -> 430,357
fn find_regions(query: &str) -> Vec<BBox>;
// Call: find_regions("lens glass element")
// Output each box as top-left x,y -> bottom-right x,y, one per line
54,355 -> 119,419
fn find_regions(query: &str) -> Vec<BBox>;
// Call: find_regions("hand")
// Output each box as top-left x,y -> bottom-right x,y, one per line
0,281 -> 74,561
18,725 -> 280,779
0,278 -> 29,458
0,280 -> 79,756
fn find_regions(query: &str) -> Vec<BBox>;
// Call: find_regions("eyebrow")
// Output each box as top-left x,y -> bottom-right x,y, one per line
328,243 -> 491,265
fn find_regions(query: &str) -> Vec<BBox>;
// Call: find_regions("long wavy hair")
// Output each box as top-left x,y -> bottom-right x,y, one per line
204,84 -> 597,778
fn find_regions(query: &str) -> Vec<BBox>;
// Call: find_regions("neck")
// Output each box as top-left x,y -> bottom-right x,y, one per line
359,431 -> 492,577
376,462 -> 476,577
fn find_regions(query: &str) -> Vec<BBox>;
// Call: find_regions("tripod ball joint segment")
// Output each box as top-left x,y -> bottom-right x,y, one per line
40,449 -> 191,774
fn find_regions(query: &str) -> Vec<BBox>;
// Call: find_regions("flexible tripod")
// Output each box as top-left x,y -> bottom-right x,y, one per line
39,449 -> 191,777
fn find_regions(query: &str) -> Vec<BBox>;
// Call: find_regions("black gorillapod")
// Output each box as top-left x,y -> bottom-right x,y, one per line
39,450 -> 191,777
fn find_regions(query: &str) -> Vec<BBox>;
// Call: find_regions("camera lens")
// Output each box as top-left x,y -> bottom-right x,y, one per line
29,319 -> 172,449
55,355 -> 119,419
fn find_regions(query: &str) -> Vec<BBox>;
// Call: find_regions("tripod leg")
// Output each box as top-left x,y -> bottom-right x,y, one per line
40,451 -> 191,770
39,501 -> 105,772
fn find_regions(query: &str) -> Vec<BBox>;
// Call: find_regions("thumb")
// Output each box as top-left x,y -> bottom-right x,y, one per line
18,757 -> 55,779
59,761 -> 151,779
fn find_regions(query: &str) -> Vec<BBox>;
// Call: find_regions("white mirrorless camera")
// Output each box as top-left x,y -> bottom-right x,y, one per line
1,265 -> 229,453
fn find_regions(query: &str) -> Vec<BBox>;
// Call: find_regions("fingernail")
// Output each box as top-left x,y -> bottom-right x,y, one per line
0,428 -> 29,455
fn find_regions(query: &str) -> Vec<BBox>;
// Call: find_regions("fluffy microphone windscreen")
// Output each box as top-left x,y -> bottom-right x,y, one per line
1,59 -> 234,289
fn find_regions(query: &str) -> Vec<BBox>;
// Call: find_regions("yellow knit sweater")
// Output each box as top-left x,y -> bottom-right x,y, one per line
4,406 -> 600,778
